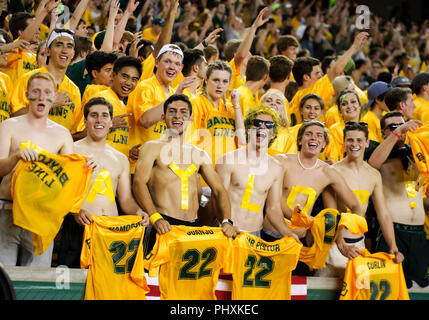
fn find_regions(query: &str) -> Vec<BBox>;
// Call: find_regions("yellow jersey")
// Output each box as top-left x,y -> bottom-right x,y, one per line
2,43 -> 38,84
80,215 -> 149,300
361,110 -> 383,143
142,27 -> 160,44
0,72 -> 11,123
190,94 -> 237,166
340,249 -> 409,300
11,141 -> 92,255
413,96 -> 429,124
78,87 -> 133,156
324,105 -> 342,129
11,66 -> 82,134
128,75 -> 174,146
289,75 -> 334,125
324,122 -> 345,163
290,208 -> 368,270
81,84 -> 109,110
225,232 -> 302,300
236,84 -> 259,117
139,54 -> 155,82
131,225 -> 233,300
407,125 -> 429,195
268,126 -> 297,156
228,58 -> 245,97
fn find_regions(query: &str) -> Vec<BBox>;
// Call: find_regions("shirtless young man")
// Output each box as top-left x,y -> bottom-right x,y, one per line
133,94 -> 236,253
215,105 -> 299,240
263,120 -> 363,241
368,111 -> 429,287
58,97 -> 149,267
318,122 -> 403,277
0,72 -> 74,266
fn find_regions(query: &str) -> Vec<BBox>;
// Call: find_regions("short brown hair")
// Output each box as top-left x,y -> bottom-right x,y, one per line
203,44 -> 218,62
245,56 -> 270,82
223,39 -> 241,62
269,55 -> 293,83
297,120 -> 330,152
276,35 -> 299,53
385,87 -> 412,111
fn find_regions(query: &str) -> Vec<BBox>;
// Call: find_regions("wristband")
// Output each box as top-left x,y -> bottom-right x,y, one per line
392,131 -> 401,139
150,212 -> 164,226
202,39 -> 208,47
222,219 -> 233,226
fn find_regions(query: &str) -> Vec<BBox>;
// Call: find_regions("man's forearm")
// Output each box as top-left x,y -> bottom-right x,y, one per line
139,102 -> 164,128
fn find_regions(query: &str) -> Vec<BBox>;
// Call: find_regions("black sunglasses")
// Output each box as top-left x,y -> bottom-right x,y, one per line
345,121 -> 368,127
252,119 -> 275,129
386,123 -> 403,131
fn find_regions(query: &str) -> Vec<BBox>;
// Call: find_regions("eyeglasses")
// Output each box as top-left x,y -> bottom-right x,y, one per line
345,121 -> 368,127
386,123 -> 403,131
252,119 -> 275,129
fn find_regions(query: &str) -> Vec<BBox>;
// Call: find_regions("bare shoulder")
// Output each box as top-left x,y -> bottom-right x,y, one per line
274,153 -> 293,166
215,147 -> 241,167
362,161 -> 382,180
139,139 -> 164,155
269,155 -> 283,172
0,116 -> 24,134
108,144 -> 129,163
322,163 -> 340,176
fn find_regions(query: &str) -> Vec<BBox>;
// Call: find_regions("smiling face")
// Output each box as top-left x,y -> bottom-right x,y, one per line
26,77 -> 57,118
47,36 -> 75,69
205,69 -> 231,101
111,66 -> 140,100
249,114 -> 276,149
339,92 -> 361,122
301,98 -> 323,121
162,99 -> 192,135
344,129 -> 369,160
84,104 -> 113,141
298,124 -> 327,155
261,91 -> 285,115
84,104 -> 112,141
156,51 -> 183,85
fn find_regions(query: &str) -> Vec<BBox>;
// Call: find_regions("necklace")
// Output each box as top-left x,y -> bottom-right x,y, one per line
297,152 -> 318,170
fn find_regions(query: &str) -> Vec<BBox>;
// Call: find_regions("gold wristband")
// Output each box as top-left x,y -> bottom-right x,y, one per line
149,212 -> 164,226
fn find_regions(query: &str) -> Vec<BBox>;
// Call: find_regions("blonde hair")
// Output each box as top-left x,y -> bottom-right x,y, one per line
261,89 -> 289,128
200,60 -> 232,102
244,104 -> 279,147
27,71 -> 57,91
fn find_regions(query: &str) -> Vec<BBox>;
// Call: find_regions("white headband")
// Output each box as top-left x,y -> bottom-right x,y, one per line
47,29 -> 75,48
157,44 -> 184,60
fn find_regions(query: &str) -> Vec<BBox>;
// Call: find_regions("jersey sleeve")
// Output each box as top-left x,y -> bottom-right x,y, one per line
130,232 -> 150,290
80,223 -> 93,269
10,73 -> 29,113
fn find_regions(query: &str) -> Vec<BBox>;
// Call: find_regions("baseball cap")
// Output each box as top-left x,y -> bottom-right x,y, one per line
365,81 -> 391,108
153,18 -> 165,26
391,76 -> 411,88
47,28 -> 75,48
157,44 -> 184,60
